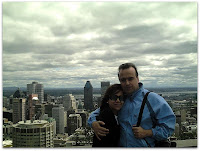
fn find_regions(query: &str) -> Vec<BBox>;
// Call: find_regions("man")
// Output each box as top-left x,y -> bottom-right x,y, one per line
88,63 -> 176,147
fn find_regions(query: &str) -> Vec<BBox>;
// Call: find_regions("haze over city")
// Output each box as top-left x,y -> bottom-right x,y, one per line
2,1 -> 197,88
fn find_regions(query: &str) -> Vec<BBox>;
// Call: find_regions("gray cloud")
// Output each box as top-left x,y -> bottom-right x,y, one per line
2,2 -> 197,88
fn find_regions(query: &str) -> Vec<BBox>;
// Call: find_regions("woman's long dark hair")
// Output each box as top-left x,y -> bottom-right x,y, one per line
100,84 -> 123,111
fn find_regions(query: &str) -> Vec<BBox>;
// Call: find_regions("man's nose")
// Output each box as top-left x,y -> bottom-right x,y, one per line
125,79 -> 130,85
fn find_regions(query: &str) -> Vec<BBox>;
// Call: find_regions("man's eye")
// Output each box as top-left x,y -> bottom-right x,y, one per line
128,77 -> 134,81
120,79 -> 126,82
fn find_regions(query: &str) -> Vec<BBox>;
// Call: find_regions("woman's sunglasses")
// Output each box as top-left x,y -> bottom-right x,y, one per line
109,95 -> 124,102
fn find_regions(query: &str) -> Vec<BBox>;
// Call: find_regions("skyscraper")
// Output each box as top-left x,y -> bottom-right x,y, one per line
63,94 -> 77,111
12,98 -> 26,124
52,105 -> 64,134
101,81 -> 110,97
99,81 -> 110,107
27,82 -> 44,103
84,81 -> 94,111
27,94 -> 38,120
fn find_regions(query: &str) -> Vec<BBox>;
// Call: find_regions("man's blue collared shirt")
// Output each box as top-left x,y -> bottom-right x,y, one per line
88,83 -> 176,147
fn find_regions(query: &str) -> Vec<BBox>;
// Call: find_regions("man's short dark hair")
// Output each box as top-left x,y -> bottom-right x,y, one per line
118,63 -> 138,77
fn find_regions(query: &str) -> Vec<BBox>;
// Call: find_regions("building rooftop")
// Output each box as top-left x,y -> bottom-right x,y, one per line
13,120 -> 50,129
13,88 -> 25,98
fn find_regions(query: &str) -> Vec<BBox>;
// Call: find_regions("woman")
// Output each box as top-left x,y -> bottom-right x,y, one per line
92,84 -> 124,147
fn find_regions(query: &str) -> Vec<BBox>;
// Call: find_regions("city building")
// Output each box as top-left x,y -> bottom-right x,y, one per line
67,114 -> 82,135
63,94 -> 77,111
76,111 -> 88,127
12,98 -> 26,124
27,94 -> 38,120
99,81 -> 110,107
13,88 -> 26,98
12,120 -> 54,147
52,105 -> 65,134
41,116 -> 57,137
3,96 -> 10,109
3,107 -> 12,122
3,118 -> 13,140
53,134 -> 69,147
101,81 -> 110,97
44,93 -> 52,102
44,103 -> 54,117
181,109 -> 186,122
84,81 -> 94,111
27,82 -> 44,103
34,103 -> 45,120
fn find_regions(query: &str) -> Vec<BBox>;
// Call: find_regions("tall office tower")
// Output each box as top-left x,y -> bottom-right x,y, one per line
10,88 -> 26,112
67,114 -> 82,135
52,105 -> 64,134
27,82 -> 44,103
12,98 -> 26,124
63,94 -> 77,111
101,81 -> 110,97
12,120 -> 54,147
27,94 -> 38,120
84,81 -> 94,111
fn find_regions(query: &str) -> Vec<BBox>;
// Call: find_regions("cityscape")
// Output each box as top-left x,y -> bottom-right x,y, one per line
2,1 -> 197,148
2,81 -> 197,148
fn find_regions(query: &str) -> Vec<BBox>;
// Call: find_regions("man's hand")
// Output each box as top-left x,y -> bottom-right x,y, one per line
132,125 -> 153,139
92,121 -> 109,140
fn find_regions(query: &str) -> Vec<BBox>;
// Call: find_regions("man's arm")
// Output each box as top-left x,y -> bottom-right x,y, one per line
148,93 -> 176,140
88,108 -> 100,127
88,108 -> 109,140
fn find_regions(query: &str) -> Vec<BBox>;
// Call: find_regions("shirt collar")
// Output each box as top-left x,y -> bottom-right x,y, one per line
124,82 -> 144,101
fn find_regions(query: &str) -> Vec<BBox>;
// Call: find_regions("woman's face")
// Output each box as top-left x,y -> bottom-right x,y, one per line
108,91 -> 124,115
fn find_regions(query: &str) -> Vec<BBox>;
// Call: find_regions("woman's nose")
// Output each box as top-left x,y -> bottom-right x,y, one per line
116,98 -> 120,102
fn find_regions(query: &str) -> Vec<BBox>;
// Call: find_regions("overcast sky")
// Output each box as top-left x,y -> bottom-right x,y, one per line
2,1 -> 197,88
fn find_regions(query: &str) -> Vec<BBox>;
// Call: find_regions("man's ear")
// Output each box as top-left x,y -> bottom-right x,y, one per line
137,76 -> 139,82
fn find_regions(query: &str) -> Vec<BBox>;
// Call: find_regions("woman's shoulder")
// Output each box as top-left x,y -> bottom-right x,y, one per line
99,107 -> 114,118
98,107 -> 117,125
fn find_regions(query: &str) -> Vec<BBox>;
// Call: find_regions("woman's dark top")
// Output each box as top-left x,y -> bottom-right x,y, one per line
92,106 -> 120,147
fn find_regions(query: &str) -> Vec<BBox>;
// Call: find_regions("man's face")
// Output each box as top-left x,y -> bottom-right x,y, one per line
118,67 -> 139,95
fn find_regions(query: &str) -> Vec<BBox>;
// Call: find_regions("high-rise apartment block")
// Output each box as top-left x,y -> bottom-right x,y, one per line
12,120 -> 54,147
27,82 -> 44,103
84,81 -> 94,111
